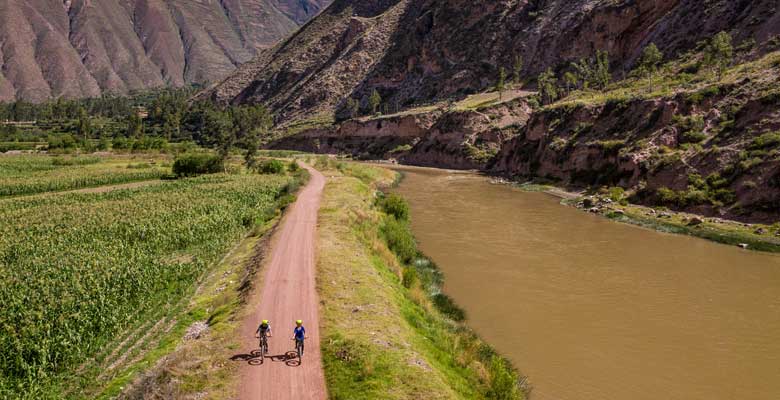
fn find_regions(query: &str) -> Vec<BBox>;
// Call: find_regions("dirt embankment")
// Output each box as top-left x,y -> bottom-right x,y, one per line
271,98 -> 533,170
272,78 -> 780,223
492,89 -> 780,222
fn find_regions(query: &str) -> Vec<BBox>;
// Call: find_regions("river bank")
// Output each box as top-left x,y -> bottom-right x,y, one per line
313,158 -> 528,399
377,161 -> 780,253
506,181 -> 780,253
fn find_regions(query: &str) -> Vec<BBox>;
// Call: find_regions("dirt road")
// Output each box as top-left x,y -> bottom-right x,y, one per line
236,163 -> 327,399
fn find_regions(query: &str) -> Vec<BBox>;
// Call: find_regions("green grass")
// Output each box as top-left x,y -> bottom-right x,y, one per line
0,172 -> 298,398
602,204 -> 780,253
549,51 -> 780,109
281,113 -> 335,137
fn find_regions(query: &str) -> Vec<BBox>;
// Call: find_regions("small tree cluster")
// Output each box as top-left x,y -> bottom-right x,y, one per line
703,31 -> 733,80
570,49 -> 611,91
635,43 -> 664,92
172,153 -> 224,177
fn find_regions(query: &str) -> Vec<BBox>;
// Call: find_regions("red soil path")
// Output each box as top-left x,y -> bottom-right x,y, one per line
237,163 -> 327,399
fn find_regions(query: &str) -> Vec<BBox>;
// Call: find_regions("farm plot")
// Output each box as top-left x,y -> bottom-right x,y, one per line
0,173 -> 297,398
0,155 -> 169,197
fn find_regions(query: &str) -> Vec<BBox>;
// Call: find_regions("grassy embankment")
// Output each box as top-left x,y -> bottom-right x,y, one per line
516,182 -> 780,252
0,155 -> 305,399
315,158 -> 527,399
596,200 -> 780,252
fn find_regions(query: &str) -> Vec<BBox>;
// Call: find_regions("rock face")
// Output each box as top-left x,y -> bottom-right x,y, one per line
0,0 -> 331,102
207,0 -> 780,122
491,64 -> 780,222
271,98 -> 533,170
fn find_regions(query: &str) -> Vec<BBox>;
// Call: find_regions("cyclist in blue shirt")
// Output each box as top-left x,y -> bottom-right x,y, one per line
293,320 -> 306,356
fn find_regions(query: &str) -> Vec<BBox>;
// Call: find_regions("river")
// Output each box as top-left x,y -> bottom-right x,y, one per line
388,165 -> 780,400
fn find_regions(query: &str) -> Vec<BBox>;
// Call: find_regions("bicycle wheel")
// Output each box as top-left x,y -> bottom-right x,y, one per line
260,338 -> 265,362
296,340 -> 303,360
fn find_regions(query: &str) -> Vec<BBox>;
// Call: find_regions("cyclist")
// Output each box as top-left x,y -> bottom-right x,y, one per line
255,319 -> 272,350
293,320 -> 306,356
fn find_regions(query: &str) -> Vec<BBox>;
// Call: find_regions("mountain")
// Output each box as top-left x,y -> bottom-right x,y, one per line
206,0 -> 780,123
0,0 -> 331,103
207,0 -> 780,222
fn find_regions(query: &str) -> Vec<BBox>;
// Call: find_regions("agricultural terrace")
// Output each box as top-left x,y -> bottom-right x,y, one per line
0,166 -> 300,398
0,155 -> 169,197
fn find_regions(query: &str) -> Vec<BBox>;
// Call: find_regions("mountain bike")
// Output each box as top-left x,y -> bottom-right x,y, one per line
259,333 -> 269,362
294,338 -> 304,361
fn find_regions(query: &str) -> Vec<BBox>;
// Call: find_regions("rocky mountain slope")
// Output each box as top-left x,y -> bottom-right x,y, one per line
206,0 -> 780,122
232,0 -> 780,222
0,0 -> 330,103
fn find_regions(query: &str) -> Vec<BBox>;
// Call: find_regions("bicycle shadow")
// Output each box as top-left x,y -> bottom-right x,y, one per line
230,350 -> 301,367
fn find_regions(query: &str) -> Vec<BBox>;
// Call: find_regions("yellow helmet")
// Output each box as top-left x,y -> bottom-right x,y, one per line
296,320 -> 303,326
262,319 -> 269,324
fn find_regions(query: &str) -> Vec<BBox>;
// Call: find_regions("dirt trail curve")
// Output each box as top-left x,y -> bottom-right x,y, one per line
237,163 -> 327,399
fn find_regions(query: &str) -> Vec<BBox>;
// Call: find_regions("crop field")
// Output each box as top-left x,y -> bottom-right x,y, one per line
0,155 -> 169,197
0,168 -> 297,398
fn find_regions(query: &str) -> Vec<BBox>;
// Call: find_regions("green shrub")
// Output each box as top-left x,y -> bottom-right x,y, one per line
378,193 -> 410,221
287,161 -> 300,172
657,187 -> 679,204
258,159 -> 286,174
381,217 -> 417,263
432,293 -> 466,322
681,189 -> 708,206
608,187 -> 625,202
739,157 -> 763,171
686,85 -> 720,104
711,188 -> 736,204
487,356 -> 523,400
681,130 -> 707,144
172,153 -> 224,177
593,140 -> 626,154
749,132 -> 780,150
706,173 -> 729,189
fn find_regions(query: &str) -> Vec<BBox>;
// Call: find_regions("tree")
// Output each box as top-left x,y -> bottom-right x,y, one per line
637,43 -> 663,92
76,107 -> 92,142
538,68 -> 559,105
497,67 -> 507,100
563,71 -> 578,95
369,90 -> 382,115
126,110 -> 144,139
161,111 -> 181,141
346,98 -> 360,119
512,56 -> 524,86
203,109 -> 235,163
704,31 -> 733,80
244,127 -> 260,169
230,104 -> 272,142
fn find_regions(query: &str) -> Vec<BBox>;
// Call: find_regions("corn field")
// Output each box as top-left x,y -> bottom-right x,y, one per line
0,156 -> 169,197
0,171 -> 295,398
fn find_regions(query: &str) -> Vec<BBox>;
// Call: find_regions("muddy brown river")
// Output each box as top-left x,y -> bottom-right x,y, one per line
389,165 -> 780,400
